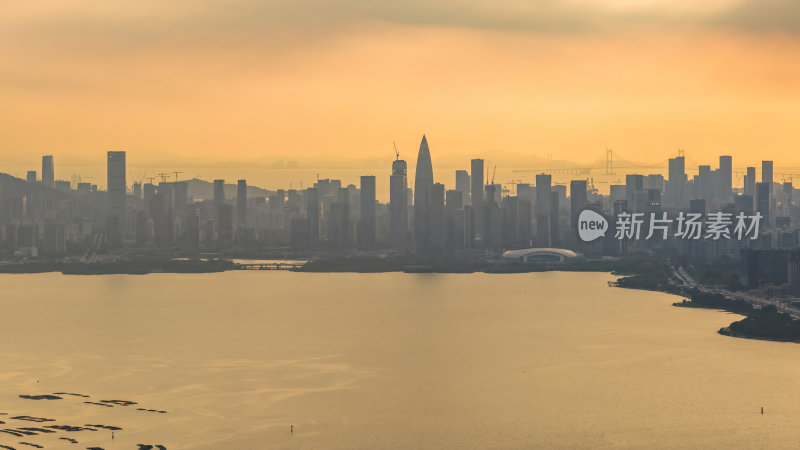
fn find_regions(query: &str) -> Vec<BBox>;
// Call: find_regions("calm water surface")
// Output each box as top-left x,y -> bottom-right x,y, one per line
1,272 -> 799,449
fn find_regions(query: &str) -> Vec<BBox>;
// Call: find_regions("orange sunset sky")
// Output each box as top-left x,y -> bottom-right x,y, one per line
2,0 -> 800,170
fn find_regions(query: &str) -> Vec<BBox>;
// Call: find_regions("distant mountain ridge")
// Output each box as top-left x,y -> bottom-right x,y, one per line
0,172 -> 71,199
0,173 -> 273,200
184,178 -> 274,200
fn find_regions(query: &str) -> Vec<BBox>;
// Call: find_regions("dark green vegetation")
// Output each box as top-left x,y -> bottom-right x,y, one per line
680,258 -> 742,290
672,290 -> 800,342
611,259 -> 677,292
0,258 -> 234,275
607,259 -> 800,344
719,305 -> 800,342
672,290 -> 753,315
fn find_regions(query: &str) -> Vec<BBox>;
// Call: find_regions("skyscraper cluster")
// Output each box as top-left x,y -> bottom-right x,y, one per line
1,141 -> 799,264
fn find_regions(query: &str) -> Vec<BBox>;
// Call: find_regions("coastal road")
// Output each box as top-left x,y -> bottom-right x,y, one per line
673,266 -> 800,319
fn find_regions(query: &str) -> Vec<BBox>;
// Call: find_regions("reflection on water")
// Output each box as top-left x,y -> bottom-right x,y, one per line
1,272 -> 798,449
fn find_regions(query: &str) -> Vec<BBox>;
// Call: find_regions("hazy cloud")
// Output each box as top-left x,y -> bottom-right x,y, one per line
369,0 -> 800,34
3,0 -> 800,62
712,0 -> 800,32
370,0 -> 600,33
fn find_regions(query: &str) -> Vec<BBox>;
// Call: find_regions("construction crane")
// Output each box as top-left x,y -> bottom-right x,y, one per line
129,171 -> 147,186
779,174 -> 800,184
393,141 -> 400,160
173,171 -> 183,182
734,171 -> 746,189
131,172 -> 148,186
491,166 -> 496,185
71,174 -> 94,185
157,173 -> 169,183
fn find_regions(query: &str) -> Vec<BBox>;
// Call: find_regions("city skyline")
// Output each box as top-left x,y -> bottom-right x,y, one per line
4,145 -> 800,202
2,136 -> 796,256
7,3 -> 800,449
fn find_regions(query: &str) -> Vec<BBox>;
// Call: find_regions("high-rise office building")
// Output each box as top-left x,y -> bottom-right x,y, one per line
143,182 -> 156,207
445,189 -> 465,249
237,179 -> 247,226
470,159 -> 485,242
43,222 -> 66,255
517,183 -> 534,202
55,180 -> 70,192
783,182 -> 793,216
446,189 -> 463,210
645,174 -> 664,192
503,193 -> 532,248
218,204 -> 234,242
791,250 -> 800,297
213,179 -> 225,207
390,159 -> 408,248
689,198 -> 706,215
185,211 -> 200,247
570,180 -> 587,240
42,155 -> 54,188
756,182 -> 770,225
414,135 -> 434,251
535,173 -> 551,247
323,187 -> 348,250
762,159 -> 774,218
429,183 -> 445,251
762,160 -> 773,187
26,171 -> 37,184
173,181 -> 188,214
455,170 -> 470,206
625,174 -> 644,212
550,190 -> 560,247
358,175 -> 376,248
135,210 -> 148,245
667,156 -> 686,208
697,166 -> 712,201
484,184 -> 502,248
569,180 -> 586,230
744,166 -> 756,196
735,194 -> 754,216
107,151 -> 126,246
719,155 -> 732,204
338,187 -> 350,247
150,191 -> 173,245
306,187 -> 320,243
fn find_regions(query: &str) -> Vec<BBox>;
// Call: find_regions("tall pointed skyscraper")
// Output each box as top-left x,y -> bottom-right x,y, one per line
414,135 -> 434,251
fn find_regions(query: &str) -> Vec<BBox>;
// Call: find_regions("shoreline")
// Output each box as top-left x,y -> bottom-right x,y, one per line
0,259 -> 235,275
613,272 -> 800,344
3,255 -> 797,344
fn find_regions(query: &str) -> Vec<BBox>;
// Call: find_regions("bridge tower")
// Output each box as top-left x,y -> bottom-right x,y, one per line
605,148 -> 614,175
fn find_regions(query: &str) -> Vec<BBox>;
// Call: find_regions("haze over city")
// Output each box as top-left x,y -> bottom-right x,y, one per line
6,2 -> 800,449
3,0 -> 800,168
